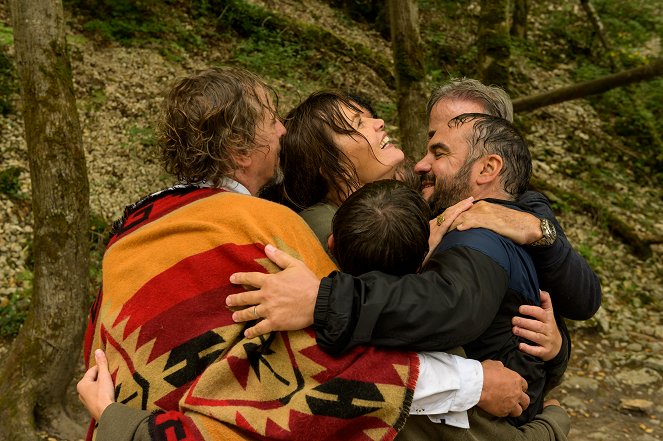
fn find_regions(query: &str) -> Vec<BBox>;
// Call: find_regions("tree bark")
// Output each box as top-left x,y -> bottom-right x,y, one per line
0,0 -> 89,439
580,0 -> 611,59
511,0 -> 528,39
513,57 -> 663,112
387,0 -> 428,159
478,0 -> 511,91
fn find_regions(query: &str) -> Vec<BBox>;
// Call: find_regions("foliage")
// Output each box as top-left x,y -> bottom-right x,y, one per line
0,45 -> 17,115
63,0 -> 210,56
218,0 -> 394,87
419,0 -> 479,80
127,125 -> 156,149
0,24 -> 12,46
0,270 -> 32,337
326,0 -> 389,39
0,167 -> 22,199
533,0 -> 663,177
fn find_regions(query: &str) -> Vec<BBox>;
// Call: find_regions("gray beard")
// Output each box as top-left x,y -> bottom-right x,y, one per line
259,165 -> 284,194
428,160 -> 474,214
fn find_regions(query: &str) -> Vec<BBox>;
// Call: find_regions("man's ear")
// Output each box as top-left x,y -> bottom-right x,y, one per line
476,154 -> 503,185
327,234 -> 334,252
234,152 -> 253,169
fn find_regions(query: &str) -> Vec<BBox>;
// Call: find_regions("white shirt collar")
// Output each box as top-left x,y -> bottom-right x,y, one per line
196,177 -> 251,195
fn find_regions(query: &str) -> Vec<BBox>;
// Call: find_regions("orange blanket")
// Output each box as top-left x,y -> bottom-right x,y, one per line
84,186 -> 417,440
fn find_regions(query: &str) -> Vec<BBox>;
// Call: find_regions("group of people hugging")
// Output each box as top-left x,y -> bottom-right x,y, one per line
76,66 -> 601,441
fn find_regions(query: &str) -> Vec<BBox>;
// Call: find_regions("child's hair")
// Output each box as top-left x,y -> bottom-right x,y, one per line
394,157 -> 420,192
331,179 -> 431,276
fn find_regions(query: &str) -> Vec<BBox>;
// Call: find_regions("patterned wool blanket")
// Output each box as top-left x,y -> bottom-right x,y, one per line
84,186 -> 418,440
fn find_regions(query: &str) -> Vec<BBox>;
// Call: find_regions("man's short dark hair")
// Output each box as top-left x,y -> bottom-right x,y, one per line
332,180 -> 431,276
450,113 -> 532,197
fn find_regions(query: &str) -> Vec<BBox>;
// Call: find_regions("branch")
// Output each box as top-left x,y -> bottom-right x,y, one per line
513,57 -> 663,112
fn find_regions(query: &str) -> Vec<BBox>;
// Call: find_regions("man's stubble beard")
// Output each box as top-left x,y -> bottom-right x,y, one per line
258,163 -> 284,195
427,159 -> 475,214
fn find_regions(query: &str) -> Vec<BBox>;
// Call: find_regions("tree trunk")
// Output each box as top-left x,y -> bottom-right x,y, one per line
478,0 -> 511,91
0,0 -> 89,439
387,0 -> 428,159
580,0 -> 611,60
513,57 -> 663,112
510,0 -> 528,39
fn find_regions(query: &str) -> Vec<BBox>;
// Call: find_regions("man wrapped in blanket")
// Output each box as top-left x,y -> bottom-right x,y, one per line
76,67 -> 562,441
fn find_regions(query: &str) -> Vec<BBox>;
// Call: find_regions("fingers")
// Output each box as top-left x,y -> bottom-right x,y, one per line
510,379 -> 530,417
514,324 -> 546,344
510,391 -> 530,417
94,349 -> 113,386
445,197 -> 474,219
94,349 -> 108,370
80,365 -> 99,383
445,197 -> 474,230
227,289 -> 264,309
539,290 -> 553,310
512,316 -> 545,333
233,299 -> 267,323
517,342 -> 545,358
263,244 -> 300,269
228,272 -> 268,292
244,320 -> 274,339
517,304 -> 546,321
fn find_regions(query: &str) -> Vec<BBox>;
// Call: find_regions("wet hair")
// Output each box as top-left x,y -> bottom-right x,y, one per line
427,78 -> 513,122
450,113 -> 531,197
275,90 -> 374,210
159,66 -> 278,185
331,179 -> 431,276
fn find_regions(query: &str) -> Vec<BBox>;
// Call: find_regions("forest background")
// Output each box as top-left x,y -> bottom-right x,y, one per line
0,0 -> 661,440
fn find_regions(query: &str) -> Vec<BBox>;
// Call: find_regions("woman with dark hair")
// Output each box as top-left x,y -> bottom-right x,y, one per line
271,90 -> 405,250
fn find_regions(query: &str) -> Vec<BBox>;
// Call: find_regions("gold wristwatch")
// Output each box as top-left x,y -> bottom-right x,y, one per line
530,218 -> 557,246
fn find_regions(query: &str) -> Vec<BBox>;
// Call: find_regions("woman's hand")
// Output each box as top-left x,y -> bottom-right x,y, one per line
451,201 -> 543,245
512,291 -> 562,361
424,197 -> 474,265
76,349 -> 115,421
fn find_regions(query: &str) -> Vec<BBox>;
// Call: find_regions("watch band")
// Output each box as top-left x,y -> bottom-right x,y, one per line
530,218 -> 557,246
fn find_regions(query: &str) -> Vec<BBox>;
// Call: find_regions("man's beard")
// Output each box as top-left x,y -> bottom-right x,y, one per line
426,159 -> 475,214
259,164 -> 284,194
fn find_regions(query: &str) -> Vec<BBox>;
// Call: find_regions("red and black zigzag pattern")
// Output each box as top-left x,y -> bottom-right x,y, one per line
108,185 -> 224,248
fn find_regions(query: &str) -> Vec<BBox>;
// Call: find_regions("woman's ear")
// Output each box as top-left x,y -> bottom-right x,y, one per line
476,154 -> 503,185
327,234 -> 335,252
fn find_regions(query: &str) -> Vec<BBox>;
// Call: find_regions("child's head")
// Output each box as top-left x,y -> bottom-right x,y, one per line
330,179 -> 431,276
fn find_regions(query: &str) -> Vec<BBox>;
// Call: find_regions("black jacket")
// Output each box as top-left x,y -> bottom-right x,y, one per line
313,191 -> 600,354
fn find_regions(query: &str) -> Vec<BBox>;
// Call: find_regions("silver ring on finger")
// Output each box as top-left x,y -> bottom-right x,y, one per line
253,305 -> 260,320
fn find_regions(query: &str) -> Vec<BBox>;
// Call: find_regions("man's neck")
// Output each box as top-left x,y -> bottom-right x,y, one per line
471,185 -> 513,202
199,177 -> 252,196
